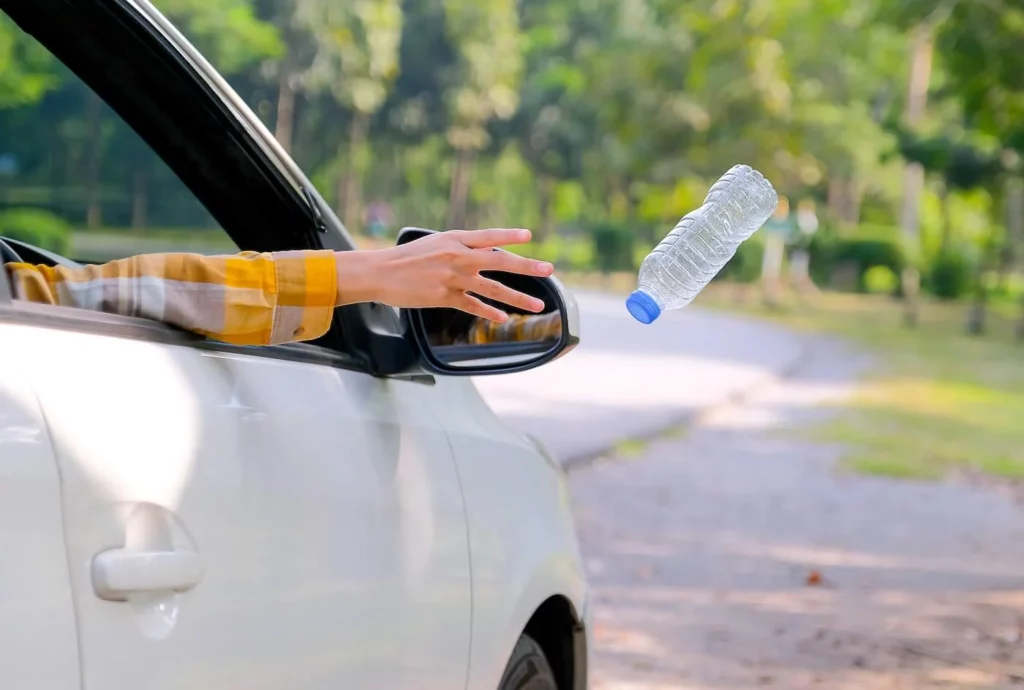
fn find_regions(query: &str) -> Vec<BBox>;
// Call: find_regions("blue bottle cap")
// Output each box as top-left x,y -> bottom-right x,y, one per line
626,290 -> 661,324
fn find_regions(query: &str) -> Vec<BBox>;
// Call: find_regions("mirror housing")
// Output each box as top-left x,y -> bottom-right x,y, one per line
397,227 -> 580,376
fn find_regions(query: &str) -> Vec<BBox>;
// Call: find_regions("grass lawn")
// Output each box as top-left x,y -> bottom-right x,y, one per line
696,284 -> 1024,481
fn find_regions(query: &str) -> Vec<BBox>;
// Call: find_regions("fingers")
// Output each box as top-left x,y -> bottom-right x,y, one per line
453,228 -> 534,249
471,248 -> 554,277
469,277 -> 546,313
452,292 -> 508,323
445,228 -> 554,276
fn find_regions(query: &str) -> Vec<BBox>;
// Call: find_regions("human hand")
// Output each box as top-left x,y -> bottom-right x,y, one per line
335,228 -> 554,322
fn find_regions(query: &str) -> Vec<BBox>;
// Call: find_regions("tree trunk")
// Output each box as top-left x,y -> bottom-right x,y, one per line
995,180 -> 1017,292
1017,294 -> 1024,342
131,162 -> 150,231
899,27 -> 935,328
965,288 -> 987,336
537,176 -> 556,243
966,229 -> 999,336
789,249 -> 814,294
938,182 -> 952,256
446,148 -> 475,231
337,111 -> 369,233
827,178 -> 845,225
761,233 -> 786,307
847,179 -> 864,224
827,178 -> 863,227
85,90 -> 104,230
844,179 -> 864,226
1006,178 -> 1024,342
275,70 -> 296,154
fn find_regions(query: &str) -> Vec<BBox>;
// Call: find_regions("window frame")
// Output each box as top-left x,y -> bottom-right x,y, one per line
0,0 -> 392,376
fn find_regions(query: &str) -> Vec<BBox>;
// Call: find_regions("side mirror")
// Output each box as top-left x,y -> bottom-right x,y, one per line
397,227 -> 580,376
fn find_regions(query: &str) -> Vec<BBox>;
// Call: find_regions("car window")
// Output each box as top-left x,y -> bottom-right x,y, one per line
0,11 -> 238,265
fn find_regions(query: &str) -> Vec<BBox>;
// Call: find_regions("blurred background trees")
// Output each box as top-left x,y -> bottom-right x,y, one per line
2,0 -> 1024,334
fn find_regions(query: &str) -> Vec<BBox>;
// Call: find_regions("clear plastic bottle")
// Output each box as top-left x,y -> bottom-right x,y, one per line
626,164 -> 778,324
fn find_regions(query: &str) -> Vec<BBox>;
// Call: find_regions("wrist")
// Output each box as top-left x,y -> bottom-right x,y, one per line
334,249 -> 384,306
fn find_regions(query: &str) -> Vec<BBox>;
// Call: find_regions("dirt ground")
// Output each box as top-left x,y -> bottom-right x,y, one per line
570,339 -> 1024,689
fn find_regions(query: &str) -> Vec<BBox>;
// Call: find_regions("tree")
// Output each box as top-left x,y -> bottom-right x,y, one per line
443,0 -> 523,230
295,0 -> 403,232
872,0 -> 960,325
913,0 -> 1024,336
254,0 -> 316,154
156,0 -> 283,73
0,14 -> 61,109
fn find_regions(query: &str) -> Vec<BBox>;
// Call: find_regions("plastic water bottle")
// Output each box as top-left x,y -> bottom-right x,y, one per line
626,165 -> 778,324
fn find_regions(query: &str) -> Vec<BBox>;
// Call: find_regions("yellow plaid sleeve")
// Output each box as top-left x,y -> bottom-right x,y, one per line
466,310 -> 563,345
4,250 -> 338,346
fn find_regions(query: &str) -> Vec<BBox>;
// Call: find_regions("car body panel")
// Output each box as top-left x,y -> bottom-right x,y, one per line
0,325 -> 80,690
7,322 -> 472,689
428,376 -> 589,689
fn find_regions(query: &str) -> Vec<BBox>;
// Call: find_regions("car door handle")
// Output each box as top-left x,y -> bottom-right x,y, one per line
92,548 -> 204,602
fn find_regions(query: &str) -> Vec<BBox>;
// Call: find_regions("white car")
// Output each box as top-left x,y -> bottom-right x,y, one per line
0,0 -> 590,688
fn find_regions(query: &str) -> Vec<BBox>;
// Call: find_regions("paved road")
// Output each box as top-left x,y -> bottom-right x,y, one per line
475,291 -> 807,463
572,339 -> 1024,689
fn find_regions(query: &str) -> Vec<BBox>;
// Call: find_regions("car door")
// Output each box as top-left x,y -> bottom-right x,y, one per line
0,286 -> 80,690
12,321 -> 471,690
0,1 -> 471,687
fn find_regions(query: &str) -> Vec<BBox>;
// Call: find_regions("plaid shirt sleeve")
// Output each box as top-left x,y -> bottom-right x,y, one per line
4,250 -> 338,346
465,310 -> 562,345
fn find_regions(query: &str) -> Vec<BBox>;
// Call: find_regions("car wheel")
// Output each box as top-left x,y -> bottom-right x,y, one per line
497,634 -> 559,690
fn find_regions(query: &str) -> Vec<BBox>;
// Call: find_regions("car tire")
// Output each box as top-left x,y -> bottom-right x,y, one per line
497,634 -> 559,690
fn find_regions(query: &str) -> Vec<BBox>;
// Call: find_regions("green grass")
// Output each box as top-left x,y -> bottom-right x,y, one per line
697,284 -> 1024,481
614,438 -> 650,458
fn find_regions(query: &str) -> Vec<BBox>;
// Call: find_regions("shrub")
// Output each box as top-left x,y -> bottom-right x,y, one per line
590,223 -> 635,273
562,238 -> 595,271
515,236 -> 596,272
928,251 -> 975,300
863,265 -> 899,295
809,230 -> 905,292
0,207 -> 72,254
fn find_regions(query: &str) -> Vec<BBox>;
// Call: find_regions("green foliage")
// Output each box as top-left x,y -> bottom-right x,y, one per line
928,250 -> 975,301
0,207 -> 71,254
810,229 -> 906,292
1,0 -> 1022,298
156,0 -> 282,72
718,237 -> 765,284
863,265 -> 899,295
296,0 -> 403,114
516,235 -> 594,271
590,223 -> 635,274
0,14 -> 61,108
444,0 -> 523,151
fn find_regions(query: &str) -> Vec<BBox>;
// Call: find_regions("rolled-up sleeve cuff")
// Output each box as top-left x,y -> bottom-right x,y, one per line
269,250 -> 338,344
